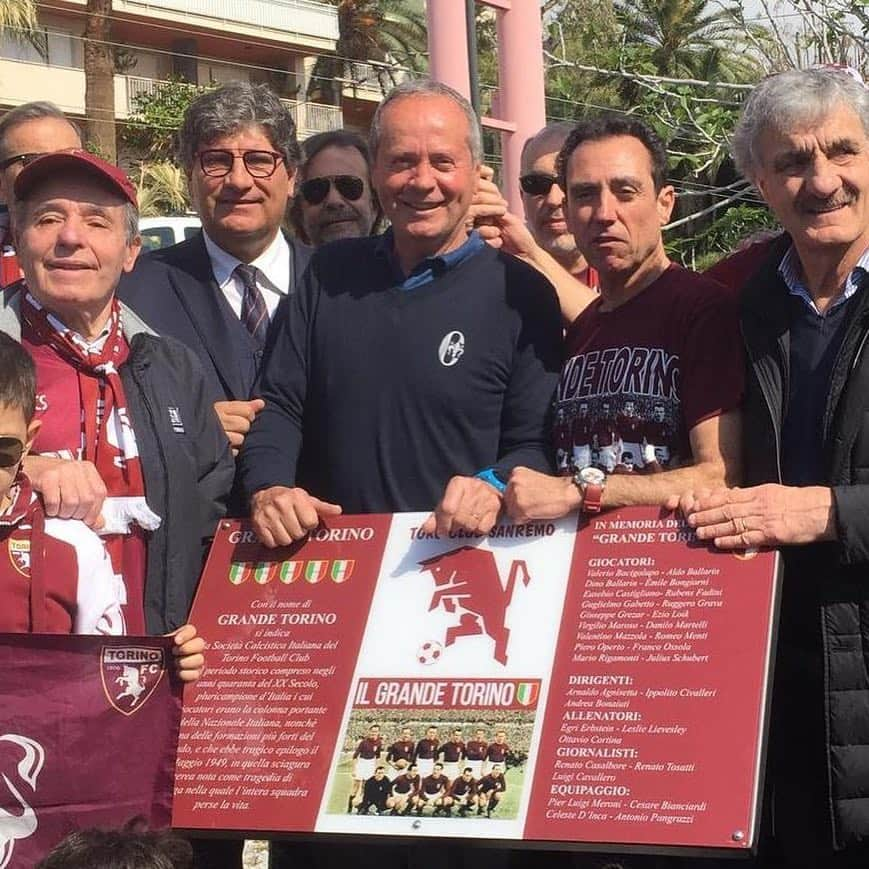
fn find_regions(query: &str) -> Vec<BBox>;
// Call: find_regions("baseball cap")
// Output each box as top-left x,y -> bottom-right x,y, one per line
14,149 -> 138,209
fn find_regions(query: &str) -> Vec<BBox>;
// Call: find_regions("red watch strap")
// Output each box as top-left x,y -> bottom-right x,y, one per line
582,483 -> 603,514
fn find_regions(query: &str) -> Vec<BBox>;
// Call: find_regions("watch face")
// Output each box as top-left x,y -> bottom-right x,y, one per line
579,467 -> 606,486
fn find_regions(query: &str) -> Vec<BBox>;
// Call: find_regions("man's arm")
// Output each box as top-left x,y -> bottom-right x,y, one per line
469,174 -> 596,324
505,409 -> 742,520
237,272 -> 342,547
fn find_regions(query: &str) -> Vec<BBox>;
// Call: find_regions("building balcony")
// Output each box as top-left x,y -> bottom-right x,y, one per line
112,0 -> 339,51
342,61 -> 410,102
0,61 -> 344,139
124,75 -> 343,137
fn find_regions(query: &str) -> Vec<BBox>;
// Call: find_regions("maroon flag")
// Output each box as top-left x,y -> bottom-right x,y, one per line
0,634 -> 182,867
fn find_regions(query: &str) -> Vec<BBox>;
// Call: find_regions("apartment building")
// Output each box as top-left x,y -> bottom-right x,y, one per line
0,0 -> 393,142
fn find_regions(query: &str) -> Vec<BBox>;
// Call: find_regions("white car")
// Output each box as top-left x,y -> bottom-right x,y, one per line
139,216 -> 201,251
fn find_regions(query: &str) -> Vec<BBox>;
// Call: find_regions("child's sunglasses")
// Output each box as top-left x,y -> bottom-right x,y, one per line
0,437 -> 25,469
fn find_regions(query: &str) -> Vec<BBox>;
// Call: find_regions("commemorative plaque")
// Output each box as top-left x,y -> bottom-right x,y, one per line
172,508 -> 778,854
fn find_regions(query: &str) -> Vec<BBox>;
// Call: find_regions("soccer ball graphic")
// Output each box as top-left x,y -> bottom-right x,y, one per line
417,641 -> 443,665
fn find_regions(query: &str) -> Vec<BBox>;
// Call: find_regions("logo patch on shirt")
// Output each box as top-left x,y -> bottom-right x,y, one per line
8,532 -> 30,576
168,407 -> 185,434
438,331 -> 465,367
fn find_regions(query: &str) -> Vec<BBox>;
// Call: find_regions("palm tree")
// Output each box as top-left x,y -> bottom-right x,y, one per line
615,0 -> 751,81
84,0 -> 116,162
0,0 -> 45,55
135,160 -> 189,216
308,0 -> 427,104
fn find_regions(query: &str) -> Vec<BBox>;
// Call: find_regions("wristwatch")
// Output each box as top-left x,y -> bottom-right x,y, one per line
573,466 -> 606,514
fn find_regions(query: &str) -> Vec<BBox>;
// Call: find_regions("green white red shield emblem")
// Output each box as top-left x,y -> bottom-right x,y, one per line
516,681 -> 539,707
304,560 -> 328,584
228,562 -> 251,585
254,562 -> 274,584
330,559 -> 355,583
279,561 -> 303,583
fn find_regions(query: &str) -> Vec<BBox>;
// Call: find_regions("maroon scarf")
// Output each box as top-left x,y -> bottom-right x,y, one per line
20,294 -> 147,504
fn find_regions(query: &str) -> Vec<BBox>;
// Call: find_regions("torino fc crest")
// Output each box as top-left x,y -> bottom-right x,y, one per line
419,547 -> 531,666
0,734 -> 44,869
100,647 -> 166,716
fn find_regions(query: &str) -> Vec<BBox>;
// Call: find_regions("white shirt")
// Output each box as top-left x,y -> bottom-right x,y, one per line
202,229 -> 291,320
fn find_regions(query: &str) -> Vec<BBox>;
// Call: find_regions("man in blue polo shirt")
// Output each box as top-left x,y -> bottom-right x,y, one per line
238,79 -> 562,547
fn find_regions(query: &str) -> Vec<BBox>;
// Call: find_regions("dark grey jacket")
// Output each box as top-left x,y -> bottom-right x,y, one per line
741,236 -> 869,848
0,290 -> 235,633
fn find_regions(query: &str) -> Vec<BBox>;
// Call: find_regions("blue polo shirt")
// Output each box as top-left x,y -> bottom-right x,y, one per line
376,228 -> 486,289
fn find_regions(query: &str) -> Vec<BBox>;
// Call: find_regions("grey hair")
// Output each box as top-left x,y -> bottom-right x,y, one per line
369,79 -> 482,163
733,68 -> 869,182
0,102 -> 81,160
176,81 -> 301,174
520,121 -> 575,173
123,201 -> 139,245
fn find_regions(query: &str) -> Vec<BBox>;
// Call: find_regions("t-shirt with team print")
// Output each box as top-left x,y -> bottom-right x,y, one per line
553,264 -> 743,476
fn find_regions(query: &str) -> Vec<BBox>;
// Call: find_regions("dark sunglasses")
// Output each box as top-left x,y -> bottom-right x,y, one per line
0,436 -> 25,469
300,175 -> 365,205
0,152 -> 46,173
198,149 -> 285,179
519,173 -> 559,196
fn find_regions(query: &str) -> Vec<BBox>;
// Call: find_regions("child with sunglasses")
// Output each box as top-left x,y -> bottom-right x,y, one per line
0,334 -> 204,680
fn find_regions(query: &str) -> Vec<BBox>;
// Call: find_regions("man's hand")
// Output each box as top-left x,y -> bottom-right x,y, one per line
24,455 -> 106,529
169,623 -> 206,683
250,485 -> 342,548
422,476 -> 502,536
686,484 -> 836,548
504,467 -> 582,522
215,398 -> 266,454
468,169 -> 508,238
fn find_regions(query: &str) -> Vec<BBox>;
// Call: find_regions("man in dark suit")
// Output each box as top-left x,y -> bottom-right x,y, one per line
119,81 -> 310,455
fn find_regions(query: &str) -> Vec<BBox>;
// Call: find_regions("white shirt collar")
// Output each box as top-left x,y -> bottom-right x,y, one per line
202,229 -> 291,295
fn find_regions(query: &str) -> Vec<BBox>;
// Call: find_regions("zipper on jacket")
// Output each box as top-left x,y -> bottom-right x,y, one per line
129,352 -> 172,633
742,321 -> 784,483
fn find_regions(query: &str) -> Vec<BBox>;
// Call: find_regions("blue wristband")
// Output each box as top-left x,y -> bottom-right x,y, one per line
475,468 -> 507,494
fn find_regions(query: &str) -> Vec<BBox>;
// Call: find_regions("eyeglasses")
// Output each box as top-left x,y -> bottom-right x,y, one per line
0,437 -> 25,469
0,152 -> 45,173
300,175 -> 365,205
519,173 -> 559,196
197,149 -> 285,179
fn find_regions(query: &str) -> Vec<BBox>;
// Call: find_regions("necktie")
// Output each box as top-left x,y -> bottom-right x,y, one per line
235,263 -> 269,347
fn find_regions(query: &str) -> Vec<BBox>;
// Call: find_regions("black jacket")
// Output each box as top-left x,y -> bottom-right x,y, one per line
741,236 -> 869,849
0,291 -> 235,634
118,230 -> 312,402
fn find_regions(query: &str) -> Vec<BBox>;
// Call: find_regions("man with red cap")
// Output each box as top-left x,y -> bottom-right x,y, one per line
0,150 -> 233,635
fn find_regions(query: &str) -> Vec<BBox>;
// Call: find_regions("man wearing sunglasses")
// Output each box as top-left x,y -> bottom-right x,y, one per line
119,82 -> 310,462
519,122 -> 598,289
291,129 -> 380,247
0,102 -> 82,288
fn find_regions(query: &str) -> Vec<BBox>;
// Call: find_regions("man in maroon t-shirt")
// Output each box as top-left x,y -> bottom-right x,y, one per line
349,724 -> 382,811
439,728 -> 466,780
506,115 -> 743,521
413,725 -> 439,778
385,726 -> 415,779
465,728 -> 488,779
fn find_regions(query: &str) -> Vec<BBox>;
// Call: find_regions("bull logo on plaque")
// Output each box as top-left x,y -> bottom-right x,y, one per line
0,734 -> 44,869
100,647 -> 165,716
419,547 -> 531,665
